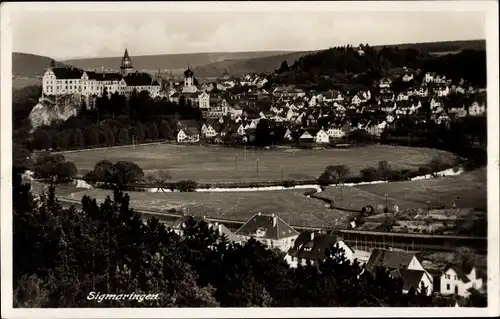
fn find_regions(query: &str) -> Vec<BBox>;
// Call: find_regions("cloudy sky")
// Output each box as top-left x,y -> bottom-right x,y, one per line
10,3 -> 486,60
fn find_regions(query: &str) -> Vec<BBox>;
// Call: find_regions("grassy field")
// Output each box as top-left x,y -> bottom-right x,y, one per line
63,144 -> 455,183
59,187 -> 353,228
318,168 -> 487,212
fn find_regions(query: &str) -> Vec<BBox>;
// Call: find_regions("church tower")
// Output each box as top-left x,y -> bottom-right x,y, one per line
182,66 -> 197,93
120,47 -> 133,76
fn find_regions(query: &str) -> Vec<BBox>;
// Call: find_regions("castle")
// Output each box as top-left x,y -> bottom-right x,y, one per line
42,48 -> 161,98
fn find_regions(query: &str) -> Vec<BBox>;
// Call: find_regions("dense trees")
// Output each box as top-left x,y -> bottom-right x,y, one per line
14,89 -> 202,152
33,153 -> 77,182
13,177 -> 454,307
84,160 -> 144,190
271,46 -> 486,90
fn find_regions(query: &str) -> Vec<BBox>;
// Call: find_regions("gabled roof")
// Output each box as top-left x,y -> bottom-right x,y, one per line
365,248 -> 416,272
210,223 -> 240,242
235,213 -> 299,240
287,231 -> 344,261
390,269 -> 427,291
443,264 -> 473,283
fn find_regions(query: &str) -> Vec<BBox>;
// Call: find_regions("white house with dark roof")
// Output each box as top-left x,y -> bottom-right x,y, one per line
234,213 -> 299,252
315,129 -> 330,144
284,231 -> 370,268
440,264 -> 483,297
365,248 -> 433,295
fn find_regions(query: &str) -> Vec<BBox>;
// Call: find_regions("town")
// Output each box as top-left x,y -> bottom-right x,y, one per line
10,43 -> 487,308
9,5 -> 491,309
38,47 -> 486,147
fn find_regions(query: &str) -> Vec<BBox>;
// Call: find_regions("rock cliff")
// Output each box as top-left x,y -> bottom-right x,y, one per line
29,95 -> 81,130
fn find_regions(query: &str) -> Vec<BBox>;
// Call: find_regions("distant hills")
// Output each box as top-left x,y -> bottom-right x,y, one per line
192,51 -> 314,77
12,53 -> 70,78
12,39 -> 486,79
61,51 -> 296,75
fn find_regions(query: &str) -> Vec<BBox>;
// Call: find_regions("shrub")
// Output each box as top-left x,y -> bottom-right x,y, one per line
175,180 -> 198,192
417,166 -> 433,176
360,167 -> 380,182
282,180 -> 296,188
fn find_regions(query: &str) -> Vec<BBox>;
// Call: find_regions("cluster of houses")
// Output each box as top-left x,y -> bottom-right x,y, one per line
171,213 -> 485,299
169,67 -> 486,144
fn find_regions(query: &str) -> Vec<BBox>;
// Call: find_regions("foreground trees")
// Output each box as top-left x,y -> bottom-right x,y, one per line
13,174 -> 481,307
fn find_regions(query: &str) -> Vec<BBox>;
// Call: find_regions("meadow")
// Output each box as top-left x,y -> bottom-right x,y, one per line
61,187 -> 352,228
317,168 -> 487,212
63,144 -> 456,184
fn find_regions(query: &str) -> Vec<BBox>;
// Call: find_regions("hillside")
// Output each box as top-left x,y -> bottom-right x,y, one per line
192,51 -> 313,77
12,52 -> 69,77
62,51 -> 295,74
371,39 -> 486,53
270,40 -> 487,91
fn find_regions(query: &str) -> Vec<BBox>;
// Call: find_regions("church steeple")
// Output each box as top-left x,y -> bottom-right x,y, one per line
120,46 -> 133,76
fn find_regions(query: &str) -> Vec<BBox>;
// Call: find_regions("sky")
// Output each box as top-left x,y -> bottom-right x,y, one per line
10,5 -> 486,61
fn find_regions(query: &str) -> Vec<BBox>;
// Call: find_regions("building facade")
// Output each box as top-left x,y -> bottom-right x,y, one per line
42,48 -> 161,98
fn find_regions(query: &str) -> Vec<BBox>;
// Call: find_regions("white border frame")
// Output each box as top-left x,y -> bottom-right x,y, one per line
1,1 -> 499,318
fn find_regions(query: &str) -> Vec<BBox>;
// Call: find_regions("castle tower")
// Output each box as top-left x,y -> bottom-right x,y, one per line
120,47 -> 133,76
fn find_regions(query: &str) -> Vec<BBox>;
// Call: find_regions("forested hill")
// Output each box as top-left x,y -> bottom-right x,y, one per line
192,51 -> 313,77
371,39 -> 486,53
12,53 -> 69,77
271,43 -> 486,91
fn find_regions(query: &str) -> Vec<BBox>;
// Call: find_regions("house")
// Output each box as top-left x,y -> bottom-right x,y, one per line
315,129 -> 330,144
228,104 -> 243,119
379,77 -> 392,88
366,249 -> 433,294
234,213 -> 299,252
352,91 -> 370,105
198,92 -> 210,109
299,130 -> 316,143
323,90 -> 344,102
327,125 -> 346,139
440,264 -> 483,297
201,122 -> 217,139
402,73 -> 414,82
430,98 -> 442,110
171,215 -> 212,236
284,231 -> 354,268
283,128 -> 294,141
365,249 -> 426,273
365,121 -> 386,137
437,85 -> 450,97
468,101 -> 486,116
390,269 -> 434,296
435,112 -> 451,125
210,222 -> 242,244
177,128 -> 200,143
397,92 -> 409,101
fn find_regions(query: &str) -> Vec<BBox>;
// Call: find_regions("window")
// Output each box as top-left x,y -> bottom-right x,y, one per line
454,275 -> 457,280
446,284 -> 450,290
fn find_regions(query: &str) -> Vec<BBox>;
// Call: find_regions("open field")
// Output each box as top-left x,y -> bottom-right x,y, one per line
59,187 -> 353,228
318,168 -> 487,212
63,144 -> 456,183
